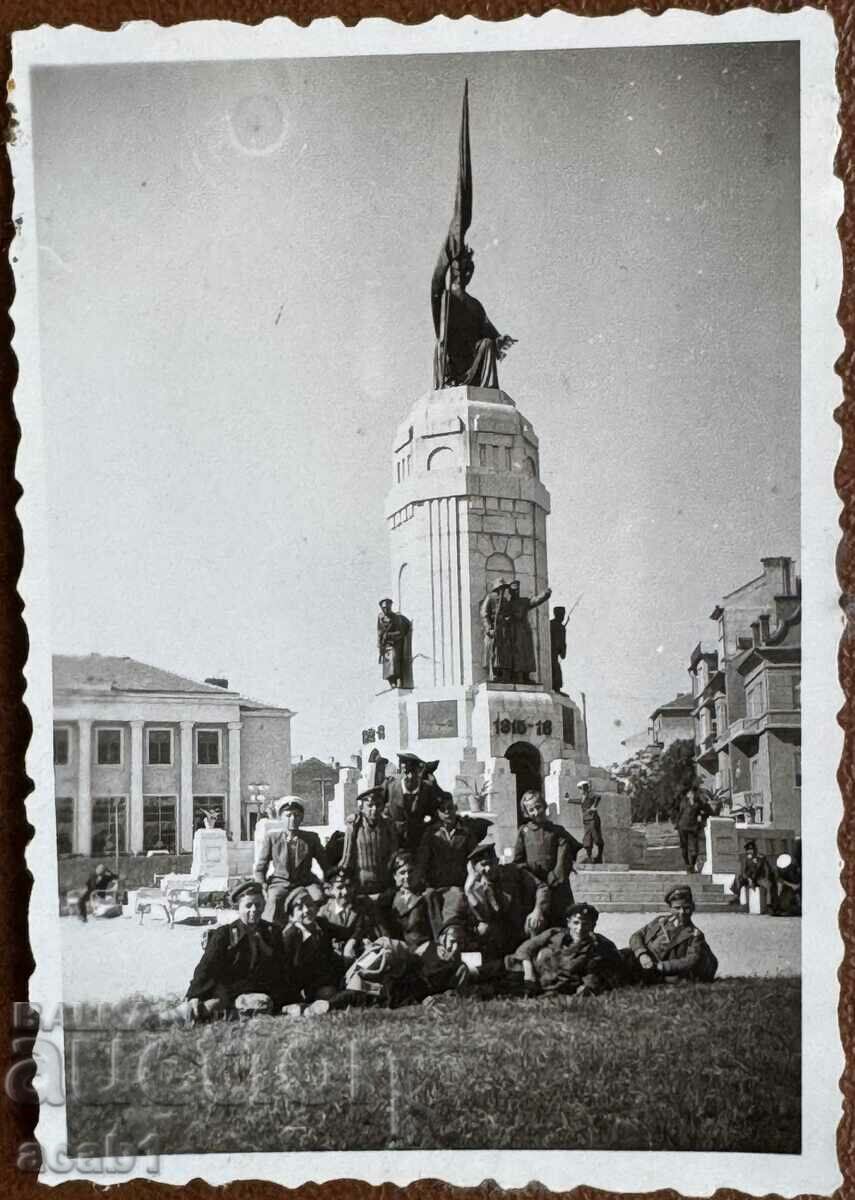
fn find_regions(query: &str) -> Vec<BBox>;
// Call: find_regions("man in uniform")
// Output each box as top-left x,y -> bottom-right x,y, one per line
569,780 -> 605,865
674,786 -> 711,874
179,880 -> 285,1021
377,598 -> 412,688
383,752 -> 442,852
625,884 -> 718,983
508,901 -> 625,996
254,796 -> 327,925
513,790 -> 582,924
730,839 -> 778,910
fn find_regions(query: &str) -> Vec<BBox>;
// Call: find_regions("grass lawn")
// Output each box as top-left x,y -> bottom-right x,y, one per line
65,977 -> 800,1155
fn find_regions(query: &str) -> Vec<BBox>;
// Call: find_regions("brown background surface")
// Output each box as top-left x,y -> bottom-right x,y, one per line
0,1 -> 850,1197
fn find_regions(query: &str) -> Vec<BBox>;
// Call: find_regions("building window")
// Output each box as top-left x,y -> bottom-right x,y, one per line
53,727 -> 70,766
194,795 -> 225,832
91,796 -> 128,856
746,684 -> 763,719
56,796 -> 74,856
143,796 -> 177,853
562,707 -> 575,747
96,728 -> 123,766
792,678 -> 801,709
147,728 -> 173,766
794,750 -> 802,789
195,729 -> 221,766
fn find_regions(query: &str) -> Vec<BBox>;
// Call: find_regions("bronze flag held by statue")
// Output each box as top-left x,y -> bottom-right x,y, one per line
432,83 -> 516,390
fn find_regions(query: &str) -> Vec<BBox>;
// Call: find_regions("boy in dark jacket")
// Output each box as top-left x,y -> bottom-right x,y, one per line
513,790 -> 582,924
280,886 -> 343,1012
316,867 -> 379,966
508,902 -> 624,996
625,885 -> 718,983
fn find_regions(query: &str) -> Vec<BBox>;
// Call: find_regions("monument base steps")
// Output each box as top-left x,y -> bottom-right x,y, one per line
572,867 -> 733,912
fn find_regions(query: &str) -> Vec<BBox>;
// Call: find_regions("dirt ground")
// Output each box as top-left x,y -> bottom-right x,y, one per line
59,905 -> 801,1005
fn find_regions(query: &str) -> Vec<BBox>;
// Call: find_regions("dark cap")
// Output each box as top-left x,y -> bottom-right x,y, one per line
423,759 -> 440,775
398,752 -> 425,769
378,597 -> 393,606
664,885 -> 694,906
390,850 -> 415,873
357,786 -> 385,805
491,577 -> 509,591
230,879 -> 265,905
467,842 -> 498,865
744,839 -> 757,852
565,901 -> 599,923
325,864 -> 354,884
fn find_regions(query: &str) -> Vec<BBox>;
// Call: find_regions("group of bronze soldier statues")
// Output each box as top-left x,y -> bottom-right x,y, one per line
175,754 -> 717,1024
378,593 -> 570,691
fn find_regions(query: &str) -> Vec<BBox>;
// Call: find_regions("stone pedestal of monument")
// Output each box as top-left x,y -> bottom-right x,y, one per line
544,762 -> 630,865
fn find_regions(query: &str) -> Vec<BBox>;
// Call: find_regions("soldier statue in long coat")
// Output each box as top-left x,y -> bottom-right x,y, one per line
508,581 -> 552,683
480,578 -> 515,683
377,598 -> 412,688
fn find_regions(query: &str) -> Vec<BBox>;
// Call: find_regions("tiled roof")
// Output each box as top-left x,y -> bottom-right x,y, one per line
53,654 -> 235,695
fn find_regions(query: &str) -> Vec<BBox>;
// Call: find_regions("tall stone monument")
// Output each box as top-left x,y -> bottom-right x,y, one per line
358,84 -> 626,856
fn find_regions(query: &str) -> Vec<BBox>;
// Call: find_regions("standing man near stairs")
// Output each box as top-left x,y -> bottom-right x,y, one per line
569,780 -> 604,865
674,787 -> 712,875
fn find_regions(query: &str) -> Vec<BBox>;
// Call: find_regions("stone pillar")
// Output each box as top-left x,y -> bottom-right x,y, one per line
547,760 -> 631,865
179,721 -> 194,853
129,720 -> 145,854
77,718 -> 92,856
482,756 -> 517,857
329,766 -> 360,829
227,722 -> 242,840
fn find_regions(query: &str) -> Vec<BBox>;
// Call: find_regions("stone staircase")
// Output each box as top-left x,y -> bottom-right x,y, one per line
572,863 -> 733,913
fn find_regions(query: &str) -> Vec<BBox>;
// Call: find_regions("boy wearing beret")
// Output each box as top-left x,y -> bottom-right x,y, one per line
181,880 -> 286,1021
513,790 -> 582,924
508,902 -> 624,996
625,885 -> 718,983
383,753 -> 442,852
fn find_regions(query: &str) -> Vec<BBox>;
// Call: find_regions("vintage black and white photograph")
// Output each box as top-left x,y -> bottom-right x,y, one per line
11,9 -> 841,1191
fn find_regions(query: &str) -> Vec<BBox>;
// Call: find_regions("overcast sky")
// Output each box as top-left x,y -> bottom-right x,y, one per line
30,39 -> 800,767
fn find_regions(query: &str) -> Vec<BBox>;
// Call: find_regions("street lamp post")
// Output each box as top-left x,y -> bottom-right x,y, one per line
246,782 -> 270,839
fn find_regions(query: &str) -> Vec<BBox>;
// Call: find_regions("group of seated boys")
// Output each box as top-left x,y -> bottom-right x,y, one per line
173,754 -> 718,1023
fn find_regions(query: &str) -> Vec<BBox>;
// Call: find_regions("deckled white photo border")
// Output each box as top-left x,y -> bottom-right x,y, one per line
11,7 -> 843,1191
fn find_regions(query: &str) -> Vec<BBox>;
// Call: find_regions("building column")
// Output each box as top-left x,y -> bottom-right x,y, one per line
228,722 -> 242,840
180,721 -> 194,853
77,719 -> 92,856
129,720 -> 145,854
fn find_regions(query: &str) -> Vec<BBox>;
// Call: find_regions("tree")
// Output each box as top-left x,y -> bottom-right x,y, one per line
611,738 -> 698,823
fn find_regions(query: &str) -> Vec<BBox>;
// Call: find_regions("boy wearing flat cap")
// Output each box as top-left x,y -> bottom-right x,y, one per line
181,880 -> 285,1021
382,851 -> 436,951
513,790 -> 582,925
508,901 -> 624,996
625,885 -> 718,983
254,796 -> 328,926
340,786 -> 399,896
280,886 -> 342,1011
383,753 -> 442,852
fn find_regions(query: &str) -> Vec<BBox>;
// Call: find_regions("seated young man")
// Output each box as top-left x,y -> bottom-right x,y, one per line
625,885 -> 718,984
280,886 -> 343,1013
340,785 -> 399,897
730,839 -> 778,911
456,842 -> 551,966
513,790 -> 582,925
316,866 -> 380,965
77,863 -> 118,923
180,880 -> 285,1022
506,901 -> 625,997
254,796 -> 327,926
414,921 -> 474,1000
380,851 -> 436,951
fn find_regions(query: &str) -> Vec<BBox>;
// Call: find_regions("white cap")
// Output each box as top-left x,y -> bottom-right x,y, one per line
776,853 -> 793,870
577,779 -> 590,788
275,794 -> 305,815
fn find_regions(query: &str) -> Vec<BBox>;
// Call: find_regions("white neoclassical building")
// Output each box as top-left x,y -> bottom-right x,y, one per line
52,655 -> 293,856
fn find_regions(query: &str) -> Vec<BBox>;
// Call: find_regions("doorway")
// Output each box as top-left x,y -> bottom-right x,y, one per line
505,742 -> 543,825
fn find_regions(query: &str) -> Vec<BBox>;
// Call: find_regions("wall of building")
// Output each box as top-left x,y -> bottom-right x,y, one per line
767,729 -> 801,831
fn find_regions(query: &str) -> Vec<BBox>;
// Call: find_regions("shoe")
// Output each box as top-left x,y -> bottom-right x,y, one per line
304,999 -> 330,1016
